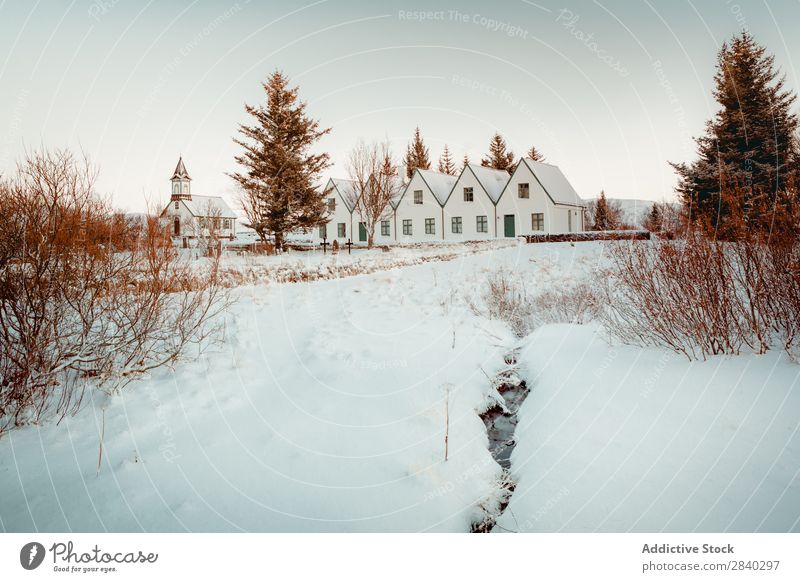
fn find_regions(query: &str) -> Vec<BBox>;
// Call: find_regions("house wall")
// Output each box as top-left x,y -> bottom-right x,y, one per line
494,164 -> 584,236
162,199 -> 236,240
443,169 -> 495,241
394,173 -> 444,242
311,184 -> 355,244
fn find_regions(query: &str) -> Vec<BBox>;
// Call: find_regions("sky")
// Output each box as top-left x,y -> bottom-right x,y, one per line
1,0 -> 799,212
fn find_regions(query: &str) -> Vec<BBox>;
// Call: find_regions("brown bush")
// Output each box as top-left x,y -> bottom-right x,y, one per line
0,149 -> 229,437
601,230 -> 800,360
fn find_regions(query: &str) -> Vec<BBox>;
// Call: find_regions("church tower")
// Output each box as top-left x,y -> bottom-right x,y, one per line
170,156 -> 191,201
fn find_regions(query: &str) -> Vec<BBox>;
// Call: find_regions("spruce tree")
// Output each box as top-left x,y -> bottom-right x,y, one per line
642,202 -> 663,232
462,153 -> 470,169
230,71 -> 330,251
526,146 -> 546,162
403,127 -> 431,179
593,191 -> 610,231
671,31 -> 800,230
481,132 -> 515,172
438,145 -> 456,175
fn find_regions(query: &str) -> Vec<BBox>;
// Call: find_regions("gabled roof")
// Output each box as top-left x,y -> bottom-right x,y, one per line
328,178 -> 360,213
519,158 -> 585,207
182,195 -> 237,218
466,164 -> 510,203
171,156 -> 190,180
416,169 -> 458,206
386,174 -> 407,209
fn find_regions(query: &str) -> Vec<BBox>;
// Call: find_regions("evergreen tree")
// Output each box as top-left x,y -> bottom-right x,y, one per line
403,127 -> 431,179
462,153 -> 470,169
481,132 -> 515,172
526,146 -> 546,162
593,190 -> 611,231
642,202 -> 663,233
230,71 -> 330,251
437,145 -> 457,175
671,31 -> 800,230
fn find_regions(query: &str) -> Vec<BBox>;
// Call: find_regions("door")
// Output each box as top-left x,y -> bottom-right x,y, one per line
568,209 -> 573,232
503,215 -> 515,238
359,222 -> 367,242
173,217 -> 180,236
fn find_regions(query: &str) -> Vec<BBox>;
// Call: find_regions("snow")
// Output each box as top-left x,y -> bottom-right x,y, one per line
328,178 -> 359,212
182,195 -> 238,218
522,158 -> 585,207
468,164 -> 510,203
417,169 -> 457,206
0,242 -> 532,532
2,239 -> 798,533
496,323 -> 800,532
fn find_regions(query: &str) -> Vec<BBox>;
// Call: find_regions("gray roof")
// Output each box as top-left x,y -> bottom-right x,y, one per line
182,195 -> 237,218
171,157 -> 190,180
521,158 -> 585,207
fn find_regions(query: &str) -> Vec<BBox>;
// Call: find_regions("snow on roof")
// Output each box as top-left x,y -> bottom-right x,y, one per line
182,195 -> 237,218
468,164 -> 510,203
330,178 -> 360,212
417,169 -> 458,206
523,159 -> 585,207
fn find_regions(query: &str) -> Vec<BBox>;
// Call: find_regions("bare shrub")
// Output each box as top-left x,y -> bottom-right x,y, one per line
469,269 -> 534,337
0,149 -> 229,437
530,281 -> 602,327
602,231 -> 800,360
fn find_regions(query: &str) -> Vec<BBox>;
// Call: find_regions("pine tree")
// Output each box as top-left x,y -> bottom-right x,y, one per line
462,153 -> 470,169
526,146 -> 546,162
642,202 -> 663,233
481,132 -> 515,172
403,127 -> 431,179
671,31 -> 800,231
230,71 -> 330,251
437,145 -> 457,175
593,191 -> 610,231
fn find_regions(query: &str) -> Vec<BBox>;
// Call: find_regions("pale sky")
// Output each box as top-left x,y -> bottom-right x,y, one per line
1,0 -> 798,212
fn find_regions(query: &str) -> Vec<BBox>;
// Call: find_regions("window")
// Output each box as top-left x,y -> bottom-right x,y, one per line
173,183 -> 178,195
476,215 -> 488,233
451,216 -> 462,234
425,218 -> 435,234
174,201 -> 179,209
381,220 -> 390,236
531,213 -> 544,231
319,224 -> 327,239
337,222 -> 346,238
223,219 -> 231,230
414,190 -> 423,204
464,187 -> 474,202
327,197 -> 336,211
183,183 -> 189,194
402,219 -> 412,235
518,183 -> 530,199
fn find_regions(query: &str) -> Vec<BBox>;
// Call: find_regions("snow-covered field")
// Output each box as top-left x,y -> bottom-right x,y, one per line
1,241 -> 798,532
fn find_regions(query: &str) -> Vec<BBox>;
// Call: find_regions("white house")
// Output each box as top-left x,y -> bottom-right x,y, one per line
494,158 -> 586,236
443,164 -> 508,240
315,178 -> 359,244
160,157 -> 237,245
394,169 -> 457,242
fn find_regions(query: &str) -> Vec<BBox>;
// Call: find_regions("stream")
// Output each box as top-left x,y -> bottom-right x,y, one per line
472,351 -> 530,532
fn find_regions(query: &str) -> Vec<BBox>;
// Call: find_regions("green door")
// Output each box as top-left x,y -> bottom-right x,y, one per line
503,215 -> 515,238
358,222 -> 367,242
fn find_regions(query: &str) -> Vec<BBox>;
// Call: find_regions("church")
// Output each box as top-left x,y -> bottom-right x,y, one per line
160,157 -> 238,245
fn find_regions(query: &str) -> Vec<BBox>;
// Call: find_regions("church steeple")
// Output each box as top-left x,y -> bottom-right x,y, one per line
170,156 -> 191,200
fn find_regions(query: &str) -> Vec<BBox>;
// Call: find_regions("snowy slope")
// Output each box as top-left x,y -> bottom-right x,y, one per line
496,323 -> 800,532
0,244 -> 539,532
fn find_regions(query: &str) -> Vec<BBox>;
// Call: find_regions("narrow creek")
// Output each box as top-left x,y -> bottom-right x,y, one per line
472,350 -> 530,533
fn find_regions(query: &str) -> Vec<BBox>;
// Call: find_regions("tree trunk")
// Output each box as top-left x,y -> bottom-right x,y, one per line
367,231 -> 374,249
274,231 -> 283,253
